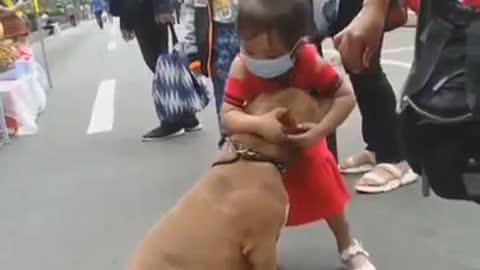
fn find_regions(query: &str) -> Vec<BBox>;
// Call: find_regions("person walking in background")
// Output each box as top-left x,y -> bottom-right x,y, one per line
310,0 -> 418,194
91,0 -> 105,29
183,0 -> 239,147
66,3 -> 77,26
104,0 -> 114,23
110,0 -> 202,140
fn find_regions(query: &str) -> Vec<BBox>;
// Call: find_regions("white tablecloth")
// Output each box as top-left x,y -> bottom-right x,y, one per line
0,63 -> 47,136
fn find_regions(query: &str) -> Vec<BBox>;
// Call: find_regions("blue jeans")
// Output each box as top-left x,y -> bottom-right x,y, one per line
212,22 -> 240,130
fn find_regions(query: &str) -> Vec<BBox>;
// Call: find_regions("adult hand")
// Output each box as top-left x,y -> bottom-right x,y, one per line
257,108 -> 289,144
286,123 -> 323,149
333,7 -> 385,74
155,12 -> 174,24
121,29 -> 136,42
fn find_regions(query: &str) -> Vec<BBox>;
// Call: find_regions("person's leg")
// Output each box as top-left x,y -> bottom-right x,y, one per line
132,14 -> 168,72
350,58 -> 402,164
134,14 -> 202,139
326,212 -> 376,270
334,0 -> 400,162
132,16 -> 183,140
350,44 -> 418,193
333,0 -> 418,191
95,11 -> 103,29
212,23 -> 240,147
334,0 -> 377,173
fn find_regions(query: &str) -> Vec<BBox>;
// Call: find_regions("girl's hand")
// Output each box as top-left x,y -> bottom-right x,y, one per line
286,123 -> 323,149
257,108 -> 288,144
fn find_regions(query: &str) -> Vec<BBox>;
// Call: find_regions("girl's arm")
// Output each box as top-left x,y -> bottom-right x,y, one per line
221,58 -> 287,143
222,104 -> 264,135
222,58 -> 267,135
311,71 -> 355,137
222,104 -> 288,143
286,55 -> 355,148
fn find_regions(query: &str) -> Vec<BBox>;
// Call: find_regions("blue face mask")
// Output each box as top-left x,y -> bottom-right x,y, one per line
242,43 -> 300,79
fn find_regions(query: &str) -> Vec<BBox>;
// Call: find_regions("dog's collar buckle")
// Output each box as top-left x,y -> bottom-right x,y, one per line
226,138 -> 286,175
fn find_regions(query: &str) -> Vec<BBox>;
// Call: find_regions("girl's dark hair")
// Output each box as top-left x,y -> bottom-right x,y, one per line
237,0 -> 310,49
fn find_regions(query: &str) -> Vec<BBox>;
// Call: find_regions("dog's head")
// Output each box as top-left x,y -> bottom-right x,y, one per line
229,88 -> 333,165
245,88 -> 332,131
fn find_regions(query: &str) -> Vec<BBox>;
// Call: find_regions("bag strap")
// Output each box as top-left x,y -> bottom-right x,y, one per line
168,23 -> 179,46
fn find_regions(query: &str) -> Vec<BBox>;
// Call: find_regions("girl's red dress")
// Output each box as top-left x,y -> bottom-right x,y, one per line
224,44 -> 350,226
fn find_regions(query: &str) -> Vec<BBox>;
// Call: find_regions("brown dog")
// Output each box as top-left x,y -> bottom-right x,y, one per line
128,88 -> 332,270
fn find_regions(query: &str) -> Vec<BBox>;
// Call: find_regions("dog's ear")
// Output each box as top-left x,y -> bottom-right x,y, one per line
266,107 -> 288,120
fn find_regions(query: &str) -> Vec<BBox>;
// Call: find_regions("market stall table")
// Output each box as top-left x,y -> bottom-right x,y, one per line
0,70 -> 47,138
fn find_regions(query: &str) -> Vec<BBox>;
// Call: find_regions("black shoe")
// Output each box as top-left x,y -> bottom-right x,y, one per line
142,125 -> 185,141
182,117 -> 203,133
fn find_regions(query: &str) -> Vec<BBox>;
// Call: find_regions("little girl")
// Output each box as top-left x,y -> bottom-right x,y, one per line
221,0 -> 376,269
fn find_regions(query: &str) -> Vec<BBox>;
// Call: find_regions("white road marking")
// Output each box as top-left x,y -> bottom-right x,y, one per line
107,40 -> 118,51
87,80 -> 116,134
382,46 -> 414,54
381,59 -> 412,69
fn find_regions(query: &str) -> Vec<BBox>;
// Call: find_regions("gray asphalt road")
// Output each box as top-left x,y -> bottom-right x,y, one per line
1,21 -> 479,270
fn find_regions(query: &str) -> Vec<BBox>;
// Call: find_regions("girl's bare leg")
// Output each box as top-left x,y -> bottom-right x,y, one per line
326,212 -> 376,270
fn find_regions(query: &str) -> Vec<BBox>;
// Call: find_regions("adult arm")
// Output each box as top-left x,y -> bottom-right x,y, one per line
333,0 -> 391,73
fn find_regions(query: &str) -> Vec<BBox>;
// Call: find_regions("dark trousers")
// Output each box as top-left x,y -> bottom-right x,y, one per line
131,12 -> 197,125
331,0 -> 405,163
131,14 -> 169,72
94,11 -> 104,29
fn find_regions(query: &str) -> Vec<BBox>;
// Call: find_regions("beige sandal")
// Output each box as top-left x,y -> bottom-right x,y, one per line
340,239 -> 376,270
339,151 -> 376,174
355,163 -> 419,194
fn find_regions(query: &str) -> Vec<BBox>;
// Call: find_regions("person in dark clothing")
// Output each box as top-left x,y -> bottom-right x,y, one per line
110,0 -> 202,141
91,0 -> 105,29
311,0 -> 418,194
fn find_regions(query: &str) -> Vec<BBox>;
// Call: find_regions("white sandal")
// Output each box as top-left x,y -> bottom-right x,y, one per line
339,151 -> 376,174
355,163 -> 419,194
340,239 -> 376,270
